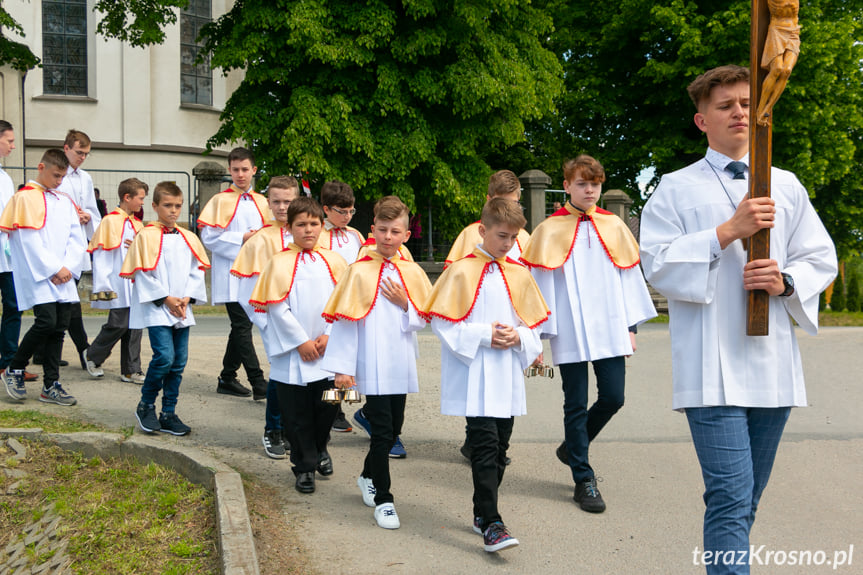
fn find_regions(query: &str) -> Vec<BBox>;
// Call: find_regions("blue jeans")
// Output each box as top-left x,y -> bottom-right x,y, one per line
141,326 -> 189,413
560,357 -> 626,483
0,272 -> 21,371
264,379 -> 282,432
686,406 -> 791,575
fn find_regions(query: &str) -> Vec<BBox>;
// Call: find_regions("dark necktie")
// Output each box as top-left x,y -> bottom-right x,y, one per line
726,161 -> 747,180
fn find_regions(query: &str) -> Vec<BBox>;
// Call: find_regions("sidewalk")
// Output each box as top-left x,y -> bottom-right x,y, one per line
6,319 -> 862,574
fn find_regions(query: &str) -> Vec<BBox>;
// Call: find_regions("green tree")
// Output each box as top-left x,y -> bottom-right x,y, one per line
200,0 -> 563,237
510,0 -> 863,256
830,276 -> 845,312
846,271 -> 860,312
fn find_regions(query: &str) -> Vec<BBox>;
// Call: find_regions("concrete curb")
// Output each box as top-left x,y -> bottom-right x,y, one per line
0,428 -> 259,575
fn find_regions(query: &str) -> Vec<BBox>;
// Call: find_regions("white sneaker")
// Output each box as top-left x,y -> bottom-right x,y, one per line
357,475 -> 376,508
374,503 -> 400,529
83,349 -> 104,378
121,372 -> 146,384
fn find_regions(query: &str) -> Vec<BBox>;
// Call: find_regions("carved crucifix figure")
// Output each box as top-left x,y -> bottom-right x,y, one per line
756,0 -> 800,126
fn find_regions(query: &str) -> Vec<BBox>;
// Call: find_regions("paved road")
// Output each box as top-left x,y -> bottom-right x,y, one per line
7,318 -> 862,574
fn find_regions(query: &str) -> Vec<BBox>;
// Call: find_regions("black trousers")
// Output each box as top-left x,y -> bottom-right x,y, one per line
466,416 -> 514,527
220,302 -> 265,389
276,378 -> 338,474
87,307 -> 142,374
11,302 -> 72,386
361,394 -> 406,505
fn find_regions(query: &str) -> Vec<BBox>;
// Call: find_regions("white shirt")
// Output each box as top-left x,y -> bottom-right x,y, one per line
128,233 -> 208,329
432,255 -> 542,418
323,221 -> 362,263
640,149 -> 837,410
0,165 -> 14,273
260,252 -> 334,386
320,260 -> 426,396
91,214 -> 139,309
238,227 -> 293,329
7,187 -> 86,310
57,166 -> 101,270
200,193 -> 267,304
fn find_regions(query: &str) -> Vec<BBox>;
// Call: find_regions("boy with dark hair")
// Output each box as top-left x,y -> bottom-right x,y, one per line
321,195 -> 432,529
123,182 -> 210,436
249,196 -> 347,493
0,149 -> 84,405
641,64 -> 837,573
198,146 -> 271,400
521,154 -> 656,513
426,197 -> 548,552
84,178 -> 148,382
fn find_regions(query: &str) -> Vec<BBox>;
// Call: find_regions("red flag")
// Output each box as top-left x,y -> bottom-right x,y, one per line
302,180 -> 311,197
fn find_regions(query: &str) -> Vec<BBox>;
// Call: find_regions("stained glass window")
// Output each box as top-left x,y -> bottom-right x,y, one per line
181,0 -> 213,105
42,0 -> 88,96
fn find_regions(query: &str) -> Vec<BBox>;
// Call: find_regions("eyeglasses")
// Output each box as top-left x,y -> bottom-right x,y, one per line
331,207 -> 356,216
73,150 -> 90,159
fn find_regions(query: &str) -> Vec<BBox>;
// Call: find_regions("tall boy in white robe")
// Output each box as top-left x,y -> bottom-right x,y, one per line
0,149 -> 84,406
122,182 -> 210,436
425,198 -> 547,553
249,197 -> 347,494
84,178 -> 147,382
521,154 -> 656,514
198,147 -> 271,400
320,196 -> 432,530
640,65 -> 837,574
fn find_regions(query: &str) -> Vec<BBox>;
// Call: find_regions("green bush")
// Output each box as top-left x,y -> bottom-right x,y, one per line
819,290 -> 827,312
830,278 -> 846,311
846,272 -> 861,312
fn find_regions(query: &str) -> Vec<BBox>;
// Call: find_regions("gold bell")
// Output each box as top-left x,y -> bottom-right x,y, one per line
342,388 -> 361,403
321,388 -> 341,403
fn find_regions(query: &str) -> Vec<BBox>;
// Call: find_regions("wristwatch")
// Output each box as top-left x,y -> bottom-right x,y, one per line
780,273 -> 795,297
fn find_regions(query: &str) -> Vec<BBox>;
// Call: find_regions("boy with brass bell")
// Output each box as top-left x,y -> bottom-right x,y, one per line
249,197 -> 347,494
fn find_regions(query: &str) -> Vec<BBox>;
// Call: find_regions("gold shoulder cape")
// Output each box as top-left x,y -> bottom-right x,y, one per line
120,224 -> 211,278
317,225 -> 365,251
520,203 -> 640,270
87,208 -> 144,252
357,236 -> 414,262
230,223 -> 289,278
424,249 -> 549,329
196,185 -> 271,229
322,250 -> 432,322
248,245 -> 347,311
445,221 -> 530,265
0,184 -> 50,231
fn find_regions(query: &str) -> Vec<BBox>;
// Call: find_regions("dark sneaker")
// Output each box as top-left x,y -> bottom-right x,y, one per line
295,471 -> 315,494
2,369 -> 26,401
281,430 -> 292,455
159,412 -> 191,436
556,441 -> 568,465
82,348 -> 104,378
483,522 -> 519,552
251,382 -> 267,402
332,412 -> 352,432
135,402 -> 161,433
39,382 -> 77,406
574,477 -> 606,513
262,429 -> 286,459
216,377 -> 252,397
389,437 -> 407,459
317,450 -> 334,476
472,516 -> 484,535
353,408 -> 372,436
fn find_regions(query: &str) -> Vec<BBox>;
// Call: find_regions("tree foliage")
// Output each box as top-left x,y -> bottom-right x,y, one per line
0,4 -> 41,71
846,271 -> 860,312
830,275 -> 845,311
505,0 -> 862,257
200,0 -> 563,236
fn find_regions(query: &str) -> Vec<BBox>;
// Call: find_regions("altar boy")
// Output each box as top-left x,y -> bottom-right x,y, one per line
425,198 -> 548,552
122,182 -> 210,436
320,196 -> 432,529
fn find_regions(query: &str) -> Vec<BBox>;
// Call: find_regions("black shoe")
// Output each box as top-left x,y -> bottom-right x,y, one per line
217,377 -> 252,397
317,451 -> 333,476
262,429 -> 286,459
158,412 -> 191,436
574,477 -> 606,513
556,441 -> 568,466
135,402 -> 161,433
295,471 -> 315,494
252,383 -> 267,401
332,412 -> 352,432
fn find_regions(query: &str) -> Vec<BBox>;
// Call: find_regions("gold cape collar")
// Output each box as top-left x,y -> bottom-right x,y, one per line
0,182 -> 70,231
87,207 -> 144,252
196,184 -> 271,229
248,244 -> 347,311
445,221 -> 529,265
120,223 -> 210,279
230,221 -> 291,278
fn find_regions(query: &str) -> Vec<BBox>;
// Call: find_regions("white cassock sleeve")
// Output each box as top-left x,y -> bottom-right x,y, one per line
262,300 -> 310,359
431,320 -> 492,366
320,320 -> 358,377
90,249 -> 115,294
200,225 -> 245,262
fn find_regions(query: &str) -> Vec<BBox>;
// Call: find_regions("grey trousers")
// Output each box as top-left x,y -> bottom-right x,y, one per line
86,307 -> 142,374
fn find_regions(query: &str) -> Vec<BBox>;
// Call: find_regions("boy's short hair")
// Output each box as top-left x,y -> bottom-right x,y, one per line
41,148 -> 69,170
0,120 -> 13,135
488,170 -> 521,198
563,154 -> 606,183
287,196 -> 325,226
153,181 -> 183,205
687,65 -> 750,110
64,129 -> 91,149
374,195 -> 409,225
118,178 -> 149,201
481,197 -> 526,230
227,147 -> 255,166
320,180 -> 355,208
268,175 -> 299,191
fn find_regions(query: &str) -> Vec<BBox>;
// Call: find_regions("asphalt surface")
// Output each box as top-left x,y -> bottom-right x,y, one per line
5,317 -> 862,574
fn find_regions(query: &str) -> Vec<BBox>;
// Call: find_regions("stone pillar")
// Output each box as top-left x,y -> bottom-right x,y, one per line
602,189 -> 633,226
519,169 -> 552,233
192,161 -> 228,224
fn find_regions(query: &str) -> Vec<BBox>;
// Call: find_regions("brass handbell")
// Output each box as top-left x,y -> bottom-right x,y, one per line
524,364 -> 554,378
342,388 -> 361,403
321,388 -> 341,403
